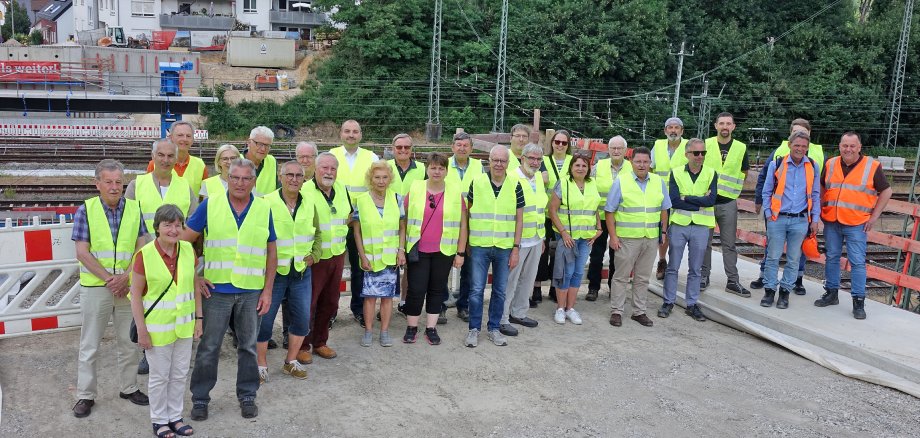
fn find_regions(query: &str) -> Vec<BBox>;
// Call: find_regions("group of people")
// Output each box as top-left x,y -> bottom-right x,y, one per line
71,116 -> 890,437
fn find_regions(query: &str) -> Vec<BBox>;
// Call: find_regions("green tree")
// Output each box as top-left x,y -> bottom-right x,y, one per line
1,0 -> 31,42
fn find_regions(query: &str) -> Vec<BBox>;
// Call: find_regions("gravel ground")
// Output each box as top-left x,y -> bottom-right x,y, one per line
2,290 -> 919,437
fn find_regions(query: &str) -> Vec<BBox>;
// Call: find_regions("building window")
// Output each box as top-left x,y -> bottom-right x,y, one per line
279,0 -> 288,10
244,0 -> 257,13
131,0 -> 155,17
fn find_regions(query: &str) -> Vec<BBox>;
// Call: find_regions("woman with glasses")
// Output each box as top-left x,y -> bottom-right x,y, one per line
129,204 -> 200,438
548,153 -> 602,325
401,153 -> 468,345
352,161 -> 406,347
535,130 -> 573,306
200,144 -> 240,199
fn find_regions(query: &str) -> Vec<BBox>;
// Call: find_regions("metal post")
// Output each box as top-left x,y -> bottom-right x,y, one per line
670,41 -> 693,118
884,0 -> 914,152
426,0 -> 443,142
492,0 -> 509,133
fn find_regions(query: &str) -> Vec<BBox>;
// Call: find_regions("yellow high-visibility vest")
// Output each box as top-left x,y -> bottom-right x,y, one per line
79,197 -> 141,286
264,189 -> 316,275
405,180 -> 461,255
136,240 -> 195,346
330,146 -> 375,197
445,156 -> 483,198
135,171 -> 192,232
468,173 -> 518,249
554,179 -> 600,239
181,155 -> 206,195
388,159 -> 426,196
202,194 -> 270,290
614,172 -> 664,239
306,180 -> 351,259
670,167 -> 716,228
704,137 -> 747,199
651,138 -> 688,182
355,190 -> 401,272
254,154 -> 278,197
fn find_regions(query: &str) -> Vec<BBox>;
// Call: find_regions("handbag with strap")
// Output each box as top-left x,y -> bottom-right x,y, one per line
130,244 -> 180,343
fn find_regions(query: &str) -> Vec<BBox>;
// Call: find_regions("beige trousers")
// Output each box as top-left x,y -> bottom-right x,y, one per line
76,285 -> 139,400
610,237 -> 658,316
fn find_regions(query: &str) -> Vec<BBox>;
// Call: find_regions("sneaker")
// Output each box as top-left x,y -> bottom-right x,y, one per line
565,308 -> 583,325
360,331 -> 372,347
281,361 -> 308,380
380,331 -> 394,347
240,400 -> 258,419
258,366 -> 268,385
457,308 -> 470,322
553,308 -> 566,324
487,330 -> 508,346
189,403 -> 208,421
657,302 -> 674,318
354,313 -> 366,328
403,326 -> 418,343
425,327 -> 441,345
499,323 -> 518,337
397,302 -> 408,316
586,289 -> 599,302
726,281 -> 752,298
464,329 -> 480,348
437,310 -> 448,325
685,304 -> 707,321
750,277 -> 765,289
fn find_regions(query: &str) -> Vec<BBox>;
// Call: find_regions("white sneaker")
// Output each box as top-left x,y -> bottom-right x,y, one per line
554,308 -> 566,324
465,329 -> 480,348
258,366 -> 269,385
566,308 -> 583,325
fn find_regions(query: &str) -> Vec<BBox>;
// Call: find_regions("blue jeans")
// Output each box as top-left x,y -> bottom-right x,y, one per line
764,215 -> 808,292
258,268 -> 312,342
190,291 -> 261,405
663,224 -> 709,306
759,215 -> 806,278
555,237 -> 591,289
824,221 -> 867,298
469,246 -> 511,332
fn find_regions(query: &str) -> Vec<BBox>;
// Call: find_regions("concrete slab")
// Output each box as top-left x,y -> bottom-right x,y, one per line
648,250 -> 920,398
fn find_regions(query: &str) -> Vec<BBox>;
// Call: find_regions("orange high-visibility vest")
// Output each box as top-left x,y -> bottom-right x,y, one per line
769,155 -> 814,222
821,156 -> 880,226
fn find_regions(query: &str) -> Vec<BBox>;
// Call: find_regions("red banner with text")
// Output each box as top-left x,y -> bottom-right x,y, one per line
0,61 -> 62,81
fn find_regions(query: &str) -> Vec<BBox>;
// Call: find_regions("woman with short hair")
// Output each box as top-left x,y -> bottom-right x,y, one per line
200,144 -> 240,198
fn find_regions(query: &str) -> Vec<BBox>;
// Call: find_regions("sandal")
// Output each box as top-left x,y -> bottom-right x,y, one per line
169,419 -> 194,436
153,423 -> 175,438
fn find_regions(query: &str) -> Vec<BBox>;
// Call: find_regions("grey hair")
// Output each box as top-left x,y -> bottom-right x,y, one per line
229,158 -> 258,178
296,141 -> 317,155
152,204 -> 185,237
522,143 -> 543,158
489,144 -> 510,158
281,160 -> 302,173
686,138 -> 706,149
249,125 -> 275,141
608,135 -> 627,149
392,133 -> 412,145
511,124 -> 531,136
788,130 -> 811,144
213,144 -> 240,172
169,120 -> 196,134
316,151 -> 339,167
94,159 -> 124,179
151,138 -> 178,155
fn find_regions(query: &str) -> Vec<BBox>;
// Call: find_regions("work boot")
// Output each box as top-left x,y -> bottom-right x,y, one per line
586,289 -> 599,302
549,286 -> 557,303
750,277 -> 765,289
760,289 -> 776,307
814,288 -> 839,307
776,288 -> 790,309
852,297 -> 867,320
656,260 -> 667,280
793,277 -> 806,295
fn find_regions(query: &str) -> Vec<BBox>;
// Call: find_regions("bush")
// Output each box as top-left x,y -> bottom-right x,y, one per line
29,30 -> 43,46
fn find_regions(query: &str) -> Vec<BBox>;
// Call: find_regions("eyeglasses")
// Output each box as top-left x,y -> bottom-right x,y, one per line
250,139 -> 271,150
490,159 -> 508,165
283,172 -> 304,180
296,154 -> 316,160
218,156 -> 236,162
428,194 -> 436,209
688,150 -> 707,156
553,140 -> 568,146
394,145 -> 412,150
228,175 -> 255,183
524,155 -> 542,162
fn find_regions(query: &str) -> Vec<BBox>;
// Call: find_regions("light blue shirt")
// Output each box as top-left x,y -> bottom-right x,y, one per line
604,171 -> 672,213
762,155 -> 821,222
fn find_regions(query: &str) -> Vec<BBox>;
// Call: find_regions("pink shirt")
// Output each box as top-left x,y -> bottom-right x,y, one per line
405,191 -> 467,254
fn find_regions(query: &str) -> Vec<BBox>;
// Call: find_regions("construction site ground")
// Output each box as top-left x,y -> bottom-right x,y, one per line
1,281 -> 919,437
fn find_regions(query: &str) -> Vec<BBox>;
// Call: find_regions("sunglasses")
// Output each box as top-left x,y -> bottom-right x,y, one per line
553,140 -> 568,146
688,150 -> 707,156
394,145 -> 412,150
428,194 -> 436,209
327,200 -> 337,215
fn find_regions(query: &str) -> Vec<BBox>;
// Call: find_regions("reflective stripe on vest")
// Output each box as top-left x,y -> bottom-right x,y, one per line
79,197 -> 142,286
137,240 -> 195,346
769,155 -> 814,222
388,160 -> 426,196
307,180 -> 351,259
670,167 -> 716,228
265,189 -> 316,275
181,155 -> 206,195
704,137 -> 747,199
203,194 -> 270,289
520,172 -> 548,240
330,146 -> 375,195
406,180 -> 461,255
554,179 -> 600,239
135,171 -> 192,232
356,190 -> 401,272
254,154 -> 278,197
614,172 -> 664,238
651,138 -> 688,182
468,173 -> 518,248
820,156 -> 880,226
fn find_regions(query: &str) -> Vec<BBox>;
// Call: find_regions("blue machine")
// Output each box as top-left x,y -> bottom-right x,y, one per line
159,61 -> 194,137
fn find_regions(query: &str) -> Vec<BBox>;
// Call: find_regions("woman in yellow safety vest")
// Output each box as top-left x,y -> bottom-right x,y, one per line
535,129 -> 573,305
129,204 -> 201,438
401,152 -> 468,345
199,144 -> 240,199
547,154 -> 602,326
352,160 -> 407,348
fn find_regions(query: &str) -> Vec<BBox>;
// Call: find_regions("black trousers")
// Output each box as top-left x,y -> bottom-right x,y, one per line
587,219 -> 615,291
405,252 -> 454,317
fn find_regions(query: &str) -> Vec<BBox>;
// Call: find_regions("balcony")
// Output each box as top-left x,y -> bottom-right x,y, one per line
269,10 -> 329,27
159,14 -> 236,30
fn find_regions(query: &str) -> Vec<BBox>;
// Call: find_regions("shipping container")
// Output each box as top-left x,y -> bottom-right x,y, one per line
226,37 -> 295,69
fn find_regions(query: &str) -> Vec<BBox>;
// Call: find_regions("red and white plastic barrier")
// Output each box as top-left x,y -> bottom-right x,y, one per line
0,123 -> 208,140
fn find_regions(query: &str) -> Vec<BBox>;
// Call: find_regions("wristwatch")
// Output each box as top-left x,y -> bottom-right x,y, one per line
513,244 -> 521,248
